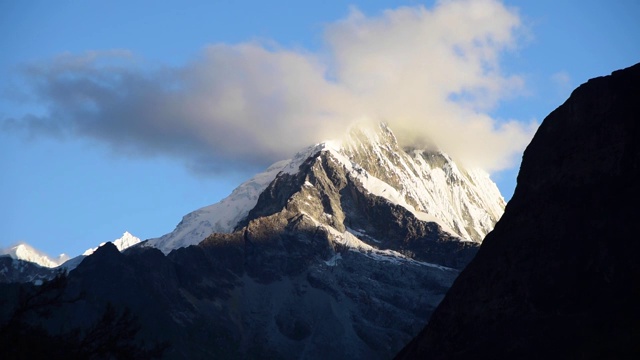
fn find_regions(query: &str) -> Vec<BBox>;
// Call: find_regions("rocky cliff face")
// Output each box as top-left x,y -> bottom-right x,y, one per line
397,63 -> 640,359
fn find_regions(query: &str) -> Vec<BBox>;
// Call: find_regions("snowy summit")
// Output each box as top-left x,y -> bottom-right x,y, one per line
147,122 -> 505,254
0,243 -> 69,268
82,231 -> 141,256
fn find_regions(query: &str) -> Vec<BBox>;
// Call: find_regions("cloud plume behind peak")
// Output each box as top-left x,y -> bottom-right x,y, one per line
3,0 -> 535,174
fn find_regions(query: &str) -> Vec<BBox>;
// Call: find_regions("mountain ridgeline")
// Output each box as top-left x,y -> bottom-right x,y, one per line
397,63 -> 640,359
1,122 -> 505,358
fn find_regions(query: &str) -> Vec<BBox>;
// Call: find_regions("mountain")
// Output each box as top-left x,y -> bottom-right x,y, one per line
55,231 -> 143,271
147,122 -> 504,254
0,243 -> 67,283
0,242 -> 68,268
0,232 -> 142,283
0,122 -> 506,358
396,63 -> 640,359
82,231 -> 141,256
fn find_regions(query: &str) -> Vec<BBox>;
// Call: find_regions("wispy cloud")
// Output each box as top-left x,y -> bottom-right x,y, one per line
2,0 -> 536,174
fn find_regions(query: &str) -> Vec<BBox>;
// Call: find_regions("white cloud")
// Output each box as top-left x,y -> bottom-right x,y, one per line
3,0 -> 536,174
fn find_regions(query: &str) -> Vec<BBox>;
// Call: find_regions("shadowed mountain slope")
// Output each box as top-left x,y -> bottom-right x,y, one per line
397,63 -> 640,359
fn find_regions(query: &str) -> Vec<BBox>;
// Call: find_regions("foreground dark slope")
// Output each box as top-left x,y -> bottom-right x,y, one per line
397,63 -> 640,359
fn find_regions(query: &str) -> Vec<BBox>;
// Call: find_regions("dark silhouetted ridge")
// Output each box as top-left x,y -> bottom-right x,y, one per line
397,62 -> 640,359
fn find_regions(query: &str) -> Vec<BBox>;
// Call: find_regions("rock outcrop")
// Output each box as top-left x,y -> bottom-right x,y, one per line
397,63 -> 640,359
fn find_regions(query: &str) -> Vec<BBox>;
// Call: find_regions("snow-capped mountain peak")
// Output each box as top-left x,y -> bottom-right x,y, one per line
1,242 -> 69,268
146,122 -> 505,254
82,231 -> 141,256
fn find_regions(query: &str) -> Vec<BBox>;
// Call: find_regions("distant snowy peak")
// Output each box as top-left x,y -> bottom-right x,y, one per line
1,243 -> 69,268
115,231 -> 141,249
0,232 -> 141,279
148,122 -> 505,254
83,231 -> 141,256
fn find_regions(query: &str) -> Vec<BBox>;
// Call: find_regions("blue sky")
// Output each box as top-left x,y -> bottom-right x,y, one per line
2,0 -> 639,258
